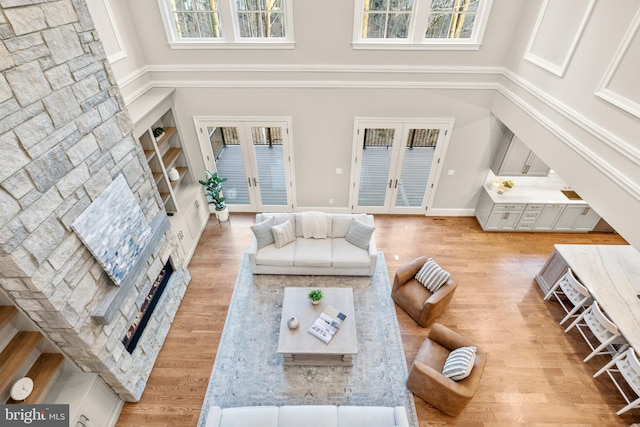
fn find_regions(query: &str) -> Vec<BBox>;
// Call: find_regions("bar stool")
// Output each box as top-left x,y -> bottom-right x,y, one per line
593,348 -> 640,415
565,300 -> 629,362
544,268 -> 593,325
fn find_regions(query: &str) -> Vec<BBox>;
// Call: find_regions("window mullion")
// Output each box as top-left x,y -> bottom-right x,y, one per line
412,0 -> 430,42
218,0 -> 237,42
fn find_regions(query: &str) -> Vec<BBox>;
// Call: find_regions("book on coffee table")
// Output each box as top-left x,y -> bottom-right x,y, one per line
308,305 -> 347,344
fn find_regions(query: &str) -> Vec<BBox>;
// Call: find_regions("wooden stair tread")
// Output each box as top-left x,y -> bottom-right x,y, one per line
0,331 -> 42,392
6,353 -> 64,404
0,306 -> 18,329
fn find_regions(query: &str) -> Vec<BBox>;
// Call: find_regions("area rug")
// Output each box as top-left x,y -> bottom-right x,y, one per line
197,252 -> 419,427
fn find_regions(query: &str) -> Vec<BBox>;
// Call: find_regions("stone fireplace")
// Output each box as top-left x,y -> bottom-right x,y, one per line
0,0 -> 189,401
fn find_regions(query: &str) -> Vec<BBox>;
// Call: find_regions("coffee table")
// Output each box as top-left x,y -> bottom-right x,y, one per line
277,287 -> 357,366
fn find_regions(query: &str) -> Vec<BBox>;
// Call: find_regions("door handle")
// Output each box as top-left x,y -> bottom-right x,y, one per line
253,177 -> 258,186
388,179 -> 392,189
394,179 -> 398,189
247,177 -> 252,187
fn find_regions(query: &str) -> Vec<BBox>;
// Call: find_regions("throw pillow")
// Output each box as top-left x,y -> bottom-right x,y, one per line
442,346 -> 476,381
271,219 -> 296,249
345,218 -> 375,250
415,258 -> 450,293
250,216 -> 276,249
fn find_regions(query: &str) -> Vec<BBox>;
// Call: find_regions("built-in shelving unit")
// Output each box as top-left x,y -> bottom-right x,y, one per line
128,88 -> 193,216
127,88 -> 210,267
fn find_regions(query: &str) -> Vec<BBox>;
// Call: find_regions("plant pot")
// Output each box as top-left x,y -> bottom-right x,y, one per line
311,300 -> 321,305
215,207 -> 229,222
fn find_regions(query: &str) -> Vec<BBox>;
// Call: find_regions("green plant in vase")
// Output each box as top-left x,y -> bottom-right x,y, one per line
199,170 -> 229,221
308,289 -> 323,305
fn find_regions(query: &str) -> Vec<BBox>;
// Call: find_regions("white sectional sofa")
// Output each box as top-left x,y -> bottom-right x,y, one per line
204,405 -> 410,427
247,213 -> 377,276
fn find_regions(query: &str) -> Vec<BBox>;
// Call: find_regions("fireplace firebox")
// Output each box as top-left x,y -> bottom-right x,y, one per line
122,258 -> 174,354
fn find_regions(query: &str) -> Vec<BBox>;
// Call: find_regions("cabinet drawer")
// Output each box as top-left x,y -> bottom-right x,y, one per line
525,204 -> 543,212
520,212 -> 539,221
492,205 -> 525,213
517,222 -> 536,230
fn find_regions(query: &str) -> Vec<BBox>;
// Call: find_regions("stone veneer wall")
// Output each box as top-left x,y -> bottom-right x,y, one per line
0,0 -> 189,401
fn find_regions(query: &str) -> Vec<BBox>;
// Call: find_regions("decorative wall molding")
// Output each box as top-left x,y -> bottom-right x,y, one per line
87,0 -> 127,63
497,79 -> 640,203
524,0 -> 596,77
595,7 -> 640,118
151,80 -> 499,90
503,69 -> 640,169
145,63 -> 504,75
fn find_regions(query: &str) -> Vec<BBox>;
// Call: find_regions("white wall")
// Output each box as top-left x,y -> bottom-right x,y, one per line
172,87 -> 495,212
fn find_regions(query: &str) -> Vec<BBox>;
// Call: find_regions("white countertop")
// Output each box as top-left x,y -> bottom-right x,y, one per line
483,171 -> 588,205
552,244 -> 640,352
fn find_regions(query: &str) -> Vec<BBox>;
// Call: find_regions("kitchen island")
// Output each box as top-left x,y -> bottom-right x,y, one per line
536,244 -> 640,352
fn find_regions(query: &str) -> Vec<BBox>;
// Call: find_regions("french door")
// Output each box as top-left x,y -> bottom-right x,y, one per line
350,118 -> 453,214
195,117 -> 295,212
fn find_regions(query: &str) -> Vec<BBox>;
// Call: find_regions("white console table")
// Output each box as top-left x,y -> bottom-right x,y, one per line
536,244 -> 640,351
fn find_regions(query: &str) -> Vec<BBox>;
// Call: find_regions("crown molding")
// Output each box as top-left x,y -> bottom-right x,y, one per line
502,69 -> 640,168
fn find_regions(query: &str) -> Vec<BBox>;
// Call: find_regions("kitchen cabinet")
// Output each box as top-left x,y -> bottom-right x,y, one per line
484,204 -> 525,230
474,187 -> 601,233
553,205 -> 601,232
531,204 -> 565,231
491,131 -> 550,176
475,189 -> 525,231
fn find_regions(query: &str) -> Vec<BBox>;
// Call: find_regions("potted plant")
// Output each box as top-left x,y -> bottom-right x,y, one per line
308,289 -> 323,305
199,170 -> 229,221
153,127 -> 165,140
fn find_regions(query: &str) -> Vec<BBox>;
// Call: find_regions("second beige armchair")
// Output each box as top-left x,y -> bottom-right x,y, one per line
391,256 -> 458,327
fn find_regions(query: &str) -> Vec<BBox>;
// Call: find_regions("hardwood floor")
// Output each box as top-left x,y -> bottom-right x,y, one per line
115,214 -> 636,426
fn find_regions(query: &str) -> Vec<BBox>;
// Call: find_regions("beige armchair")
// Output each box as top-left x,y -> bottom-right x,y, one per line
406,323 -> 487,417
391,256 -> 457,327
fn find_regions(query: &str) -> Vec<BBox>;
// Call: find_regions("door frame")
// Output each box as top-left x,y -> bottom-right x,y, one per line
348,117 -> 455,215
193,116 -> 297,213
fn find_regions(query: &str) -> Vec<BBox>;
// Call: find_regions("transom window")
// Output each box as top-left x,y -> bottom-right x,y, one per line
354,0 -> 492,50
170,0 -> 223,39
158,0 -> 294,48
236,0 -> 287,38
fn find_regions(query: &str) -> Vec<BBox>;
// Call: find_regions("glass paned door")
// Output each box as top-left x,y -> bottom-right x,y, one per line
392,128 -> 440,210
351,119 -> 452,215
245,125 -> 290,208
197,118 -> 294,212
356,127 -> 400,207
207,126 -> 251,206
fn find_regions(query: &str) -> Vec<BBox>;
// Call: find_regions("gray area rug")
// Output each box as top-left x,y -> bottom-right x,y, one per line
197,253 -> 418,427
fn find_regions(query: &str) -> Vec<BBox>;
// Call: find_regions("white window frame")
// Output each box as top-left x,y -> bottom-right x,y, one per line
157,0 -> 295,49
352,0 -> 493,51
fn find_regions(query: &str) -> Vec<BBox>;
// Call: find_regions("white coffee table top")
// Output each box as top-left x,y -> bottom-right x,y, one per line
277,287 -> 357,357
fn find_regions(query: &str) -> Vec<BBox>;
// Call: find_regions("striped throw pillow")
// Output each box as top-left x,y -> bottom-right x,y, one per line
250,216 -> 276,249
415,258 -> 450,292
345,218 -> 375,250
271,219 -> 296,248
442,346 -> 476,381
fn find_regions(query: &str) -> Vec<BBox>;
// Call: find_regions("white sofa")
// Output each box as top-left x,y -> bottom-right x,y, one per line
247,213 -> 377,276
204,405 -> 410,427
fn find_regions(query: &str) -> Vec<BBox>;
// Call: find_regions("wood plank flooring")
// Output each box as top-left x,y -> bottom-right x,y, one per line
115,214 -> 636,426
